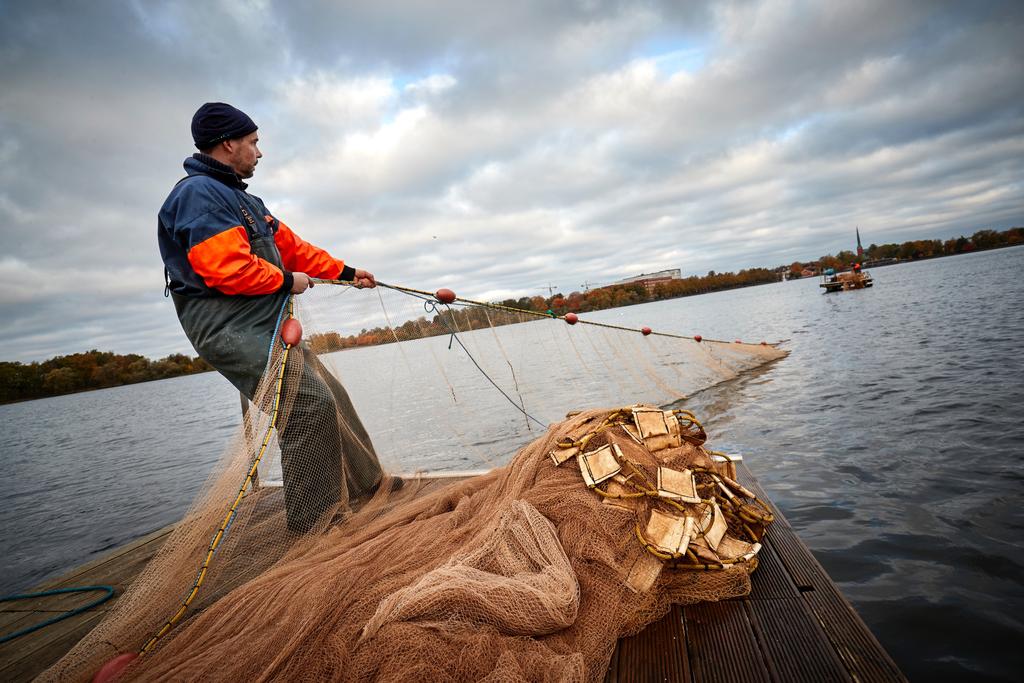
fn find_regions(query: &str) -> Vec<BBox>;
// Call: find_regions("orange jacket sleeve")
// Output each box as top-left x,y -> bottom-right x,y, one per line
188,226 -> 288,295
272,220 -> 346,279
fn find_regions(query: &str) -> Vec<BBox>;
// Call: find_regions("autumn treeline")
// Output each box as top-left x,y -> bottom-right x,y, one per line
0,350 -> 212,403
308,267 -> 780,354
788,227 -> 1023,276
865,226 -> 1023,260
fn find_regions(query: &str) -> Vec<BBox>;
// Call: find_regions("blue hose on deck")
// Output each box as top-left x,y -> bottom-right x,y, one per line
0,585 -> 115,643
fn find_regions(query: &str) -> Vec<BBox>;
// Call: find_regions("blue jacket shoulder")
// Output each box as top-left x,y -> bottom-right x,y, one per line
161,176 -> 237,230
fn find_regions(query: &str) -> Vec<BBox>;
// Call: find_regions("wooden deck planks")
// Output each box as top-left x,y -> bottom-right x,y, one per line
0,528 -> 173,681
803,586 -> 906,682
686,600 -> 771,683
746,598 -> 852,682
612,605 -> 689,683
744,535 -> 801,601
1,612 -> 106,682
2,467 -> 905,682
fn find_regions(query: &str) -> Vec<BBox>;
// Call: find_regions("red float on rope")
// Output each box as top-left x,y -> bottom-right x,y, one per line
280,317 -> 303,346
693,334 -> 702,343
564,312 -> 579,325
435,288 -> 457,304
761,341 -> 768,346
641,326 -> 652,336
735,339 -> 742,344
93,653 -> 137,683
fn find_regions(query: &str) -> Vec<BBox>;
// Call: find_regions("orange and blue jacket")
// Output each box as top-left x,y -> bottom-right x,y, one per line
158,154 -> 355,297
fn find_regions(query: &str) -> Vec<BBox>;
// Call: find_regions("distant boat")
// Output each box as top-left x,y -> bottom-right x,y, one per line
820,228 -> 875,293
820,265 -> 873,293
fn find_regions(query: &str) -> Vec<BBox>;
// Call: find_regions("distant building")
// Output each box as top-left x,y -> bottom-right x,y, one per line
608,268 -> 682,293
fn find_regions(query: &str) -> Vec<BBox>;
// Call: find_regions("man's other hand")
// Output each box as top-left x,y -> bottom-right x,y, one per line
353,268 -> 376,289
291,272 -> 314,293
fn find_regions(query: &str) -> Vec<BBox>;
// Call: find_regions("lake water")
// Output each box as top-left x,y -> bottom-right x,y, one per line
2,246 -> 1022,680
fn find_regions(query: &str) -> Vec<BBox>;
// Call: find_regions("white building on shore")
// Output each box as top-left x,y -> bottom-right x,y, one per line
607,269 -> 682,293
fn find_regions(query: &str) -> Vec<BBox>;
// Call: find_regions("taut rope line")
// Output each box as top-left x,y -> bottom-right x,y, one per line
309,279 -> 770,346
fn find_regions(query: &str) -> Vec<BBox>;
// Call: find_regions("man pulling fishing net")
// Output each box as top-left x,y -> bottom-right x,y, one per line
158,102 -> 394,533
40,141 -> 790,679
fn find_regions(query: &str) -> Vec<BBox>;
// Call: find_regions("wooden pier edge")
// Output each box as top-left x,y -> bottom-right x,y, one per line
1,467 -> 905,682
605,464 -> 906,682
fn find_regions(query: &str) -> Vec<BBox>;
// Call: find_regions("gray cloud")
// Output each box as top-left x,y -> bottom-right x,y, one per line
0,0 -> 1022,362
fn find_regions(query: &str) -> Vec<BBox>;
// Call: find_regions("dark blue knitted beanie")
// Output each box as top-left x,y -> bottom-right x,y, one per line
191,103 -> 258,149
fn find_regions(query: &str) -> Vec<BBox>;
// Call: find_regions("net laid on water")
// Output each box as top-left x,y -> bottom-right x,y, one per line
42,283 -> 786,682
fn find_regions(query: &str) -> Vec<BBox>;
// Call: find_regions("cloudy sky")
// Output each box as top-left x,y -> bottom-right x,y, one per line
1,0 -> 1021,362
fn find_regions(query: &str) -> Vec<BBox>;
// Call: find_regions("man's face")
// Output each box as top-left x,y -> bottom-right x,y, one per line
226,131 -> 262,179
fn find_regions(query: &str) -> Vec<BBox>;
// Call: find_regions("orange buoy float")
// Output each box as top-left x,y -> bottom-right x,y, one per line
761,341 -> 768,346
281,318 -> 303,346
564,313 -> 578,325
641,326 -> 652,336
693,334 -> 702,343
92,653 -> 137,683
435,288 -> 457,304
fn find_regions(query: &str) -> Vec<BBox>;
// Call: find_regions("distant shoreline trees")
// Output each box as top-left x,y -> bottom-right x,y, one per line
783,226 -> 1022,278
0,351 -> 212,404
4,226 -> 1020,403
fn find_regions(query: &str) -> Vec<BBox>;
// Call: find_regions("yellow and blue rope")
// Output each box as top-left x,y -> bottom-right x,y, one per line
140,298 -> 297,655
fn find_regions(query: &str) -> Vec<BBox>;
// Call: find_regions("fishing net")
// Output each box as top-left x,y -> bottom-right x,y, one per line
41,283 -> 786,682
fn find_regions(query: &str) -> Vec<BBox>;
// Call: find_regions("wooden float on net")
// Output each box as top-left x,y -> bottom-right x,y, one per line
0,462 -> 905,682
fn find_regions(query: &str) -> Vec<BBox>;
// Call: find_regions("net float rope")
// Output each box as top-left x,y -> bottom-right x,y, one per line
310,279 -> 778,346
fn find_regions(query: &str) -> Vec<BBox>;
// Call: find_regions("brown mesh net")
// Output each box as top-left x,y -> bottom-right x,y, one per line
41,284 -> 786,682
